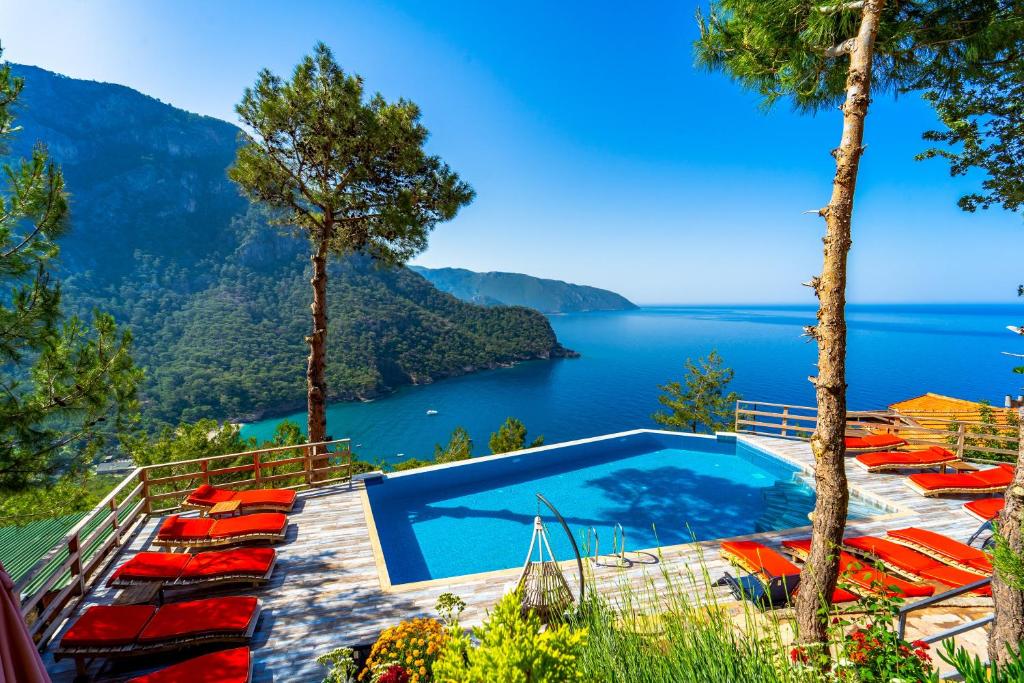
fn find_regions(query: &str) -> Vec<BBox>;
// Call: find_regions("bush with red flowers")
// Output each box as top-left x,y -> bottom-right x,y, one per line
838,623 -> 933,681
377,665 -> 411,683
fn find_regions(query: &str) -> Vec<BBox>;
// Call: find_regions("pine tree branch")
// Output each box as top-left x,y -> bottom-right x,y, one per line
825,39 -> 857,58
815,1 -> 864,13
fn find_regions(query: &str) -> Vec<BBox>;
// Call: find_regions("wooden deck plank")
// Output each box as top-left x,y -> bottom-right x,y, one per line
42,434 -> 990,682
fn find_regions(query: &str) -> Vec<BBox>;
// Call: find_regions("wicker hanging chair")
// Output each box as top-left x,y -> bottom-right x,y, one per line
517,515 -> 574,622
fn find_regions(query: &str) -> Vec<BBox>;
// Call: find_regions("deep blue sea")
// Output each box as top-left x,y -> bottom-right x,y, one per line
242,304 -> 1024,465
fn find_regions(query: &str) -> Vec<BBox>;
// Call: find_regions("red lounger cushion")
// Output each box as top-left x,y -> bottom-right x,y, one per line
845,536 -> 990,595
208,513 -> 286,538
110,552 -> 192,584
157,515 -> 215,541
888,527 -> 992,573
138,596 -> 258,643
846,434 -> 907,449
910,465 -> 1013,492
720,541 -> 857,603
127,646 -> 251,683
783,539 -> 934,598
233,488 -> 296,507
965,498 -> 1004,521
856,447 -> 955,468
187,484 -> 236,506
61,604 -> 156,648
181,548 -> 276,578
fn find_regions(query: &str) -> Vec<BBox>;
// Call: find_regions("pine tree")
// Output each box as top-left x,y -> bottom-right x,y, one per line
652,350 -> 739,433
695,0 -> 1015,650
229,43 -> 473,470
489,417 -> 544,454
435,426 -> 473,463
0,55 -> 140,497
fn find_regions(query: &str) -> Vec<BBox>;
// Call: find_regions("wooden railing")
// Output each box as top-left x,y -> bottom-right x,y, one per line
735,400 -> 1021,462
14,438 -> 351,647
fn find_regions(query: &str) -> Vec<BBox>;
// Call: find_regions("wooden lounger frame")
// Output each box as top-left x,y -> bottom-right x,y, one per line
886,537 -> 990,576
181,500 -> 295,514
54,602 -> 262,675
840,543 -> 990,595
853,457 -> 957,473
109,556 -> 277,592
152,529 -> 286,550
782,543 -> 930,597
904,479 -> 1008,498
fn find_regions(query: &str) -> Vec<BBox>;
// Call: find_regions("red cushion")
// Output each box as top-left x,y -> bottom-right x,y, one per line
110,552 -> 192,584
209,513 -> 286,538
845,536 -> 942,574
232,488 -> 296,507
127,647 -> 251,683
188,484 -> 235,505
863,434 -> 907,448
720,541 -> 799,578
888,527 -> 993,573
61,604 -> 156,648
974,465 -> 1015,486
138,596 -> 258,643
857,449 -> 955,468
782,539 -> 934,598
919,564 -> 992,596
964,498 -> 1004,521
157,515 -> 214,540
181,548 -> 276,578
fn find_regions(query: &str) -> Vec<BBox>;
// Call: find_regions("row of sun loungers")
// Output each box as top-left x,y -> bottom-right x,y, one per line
719,526 -> 992,609
54,483 -> 298,679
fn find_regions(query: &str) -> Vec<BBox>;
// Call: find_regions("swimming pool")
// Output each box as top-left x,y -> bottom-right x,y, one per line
364,431 -> 888,586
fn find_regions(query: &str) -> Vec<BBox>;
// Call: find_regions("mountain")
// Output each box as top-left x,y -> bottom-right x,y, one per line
410,266 -> 637,313
4,64 -> 574,427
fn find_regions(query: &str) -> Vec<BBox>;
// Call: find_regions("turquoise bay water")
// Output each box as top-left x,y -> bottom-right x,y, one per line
366,432 -> 885,584
242,304 -> 1023,464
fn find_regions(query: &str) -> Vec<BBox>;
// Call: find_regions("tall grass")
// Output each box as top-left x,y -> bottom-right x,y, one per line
565,555 -> 824,683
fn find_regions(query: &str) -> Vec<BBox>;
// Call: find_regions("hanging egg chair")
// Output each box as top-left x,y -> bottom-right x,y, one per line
517,514 -> 574,622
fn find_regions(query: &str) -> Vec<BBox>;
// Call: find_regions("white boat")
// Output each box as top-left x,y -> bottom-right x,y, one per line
1007,325 -> 1024,336
426,409 -> 439,416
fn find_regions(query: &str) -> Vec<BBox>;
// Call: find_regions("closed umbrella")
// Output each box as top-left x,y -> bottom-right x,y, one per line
0,561 -> 50,683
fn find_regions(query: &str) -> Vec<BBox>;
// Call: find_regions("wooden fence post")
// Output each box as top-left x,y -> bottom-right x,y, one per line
200,460 -> 210,486
109,497 -> 121,545
956,423 -> 966,459
140,468 -> 152,514
254,452 -> 262,486
781,407 -> 789,437
68,533 -> 85,596
304,445 -> 313,486
734,401 -> 741,432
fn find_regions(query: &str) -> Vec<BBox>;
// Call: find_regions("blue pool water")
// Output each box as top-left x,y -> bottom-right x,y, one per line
243,304 -> 1024,464
365,432 -> 887,585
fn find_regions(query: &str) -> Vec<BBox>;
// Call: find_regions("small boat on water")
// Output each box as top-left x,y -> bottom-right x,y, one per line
426,409 -> 439,416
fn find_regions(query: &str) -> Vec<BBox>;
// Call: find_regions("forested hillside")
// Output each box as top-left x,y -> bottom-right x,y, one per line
411,266 -> 637,313
5,64 -> 573,428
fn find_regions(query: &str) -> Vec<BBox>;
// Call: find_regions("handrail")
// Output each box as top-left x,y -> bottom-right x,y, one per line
897,576 -> 992,640
14,436 -> 353,649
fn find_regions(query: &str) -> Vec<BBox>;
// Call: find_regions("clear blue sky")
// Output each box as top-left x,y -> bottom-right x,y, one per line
1,0 -> 1020,303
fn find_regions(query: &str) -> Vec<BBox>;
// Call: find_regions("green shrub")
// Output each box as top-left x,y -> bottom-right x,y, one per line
432,591 -> 587,682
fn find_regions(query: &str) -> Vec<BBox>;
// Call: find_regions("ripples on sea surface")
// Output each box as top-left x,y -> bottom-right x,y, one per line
242,304 -> 1023,465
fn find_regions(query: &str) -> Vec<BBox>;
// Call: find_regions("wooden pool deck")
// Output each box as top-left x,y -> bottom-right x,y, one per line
42,433 -> 992,682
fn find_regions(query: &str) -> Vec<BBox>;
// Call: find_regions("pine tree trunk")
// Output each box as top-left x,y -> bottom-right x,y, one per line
307,231 -> 330,480
989,418 -> 1024,664
795,0 -> 885,648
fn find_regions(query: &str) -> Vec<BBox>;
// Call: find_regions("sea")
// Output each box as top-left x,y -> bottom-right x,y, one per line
241,304 -> 1024,466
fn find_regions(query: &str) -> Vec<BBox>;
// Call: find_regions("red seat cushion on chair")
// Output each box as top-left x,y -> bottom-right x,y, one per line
856,447 -> 955,468
181,548 -> 276,578
974,464 -> 1015,486
208,513 -> 286,538
187,484 -> 236,506
157,515 -> 214,541
138,596 -> 258,643
109,552 -> 192,584
232,488 -> 296,507
964,498 -> 1004,521
61,604 -> 156,648
126,646 -> 252,683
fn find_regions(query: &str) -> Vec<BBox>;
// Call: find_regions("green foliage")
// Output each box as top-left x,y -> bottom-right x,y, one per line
0,54 -> 141,493
489,417 -> 543,454
652,350 -> 739,433
939,639 -> 1024,682
126,418 -> 252,468
434,592 -> 466,627
392,457 -> 434,472
0,473 -> 123,524
317,647 -> 357,683
229,42 -> 473,266
434,426 -> 473,464
433,590 -> 587,683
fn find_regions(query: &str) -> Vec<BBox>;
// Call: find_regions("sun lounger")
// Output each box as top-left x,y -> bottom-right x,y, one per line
184,483 -> 297,513
782,539 -> 935,598
55,596 -> 260,675
964,497 -> 1004,522
127,646 -> 252,683
854,446 -> 957,473
905,463 -> 1014,497
845,434 -> 909,453
152,513 -> 287,549
108,548 -> 277,590
887,527 -> 992,574
718,540 -> 858,608
844,536 -> 990,596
